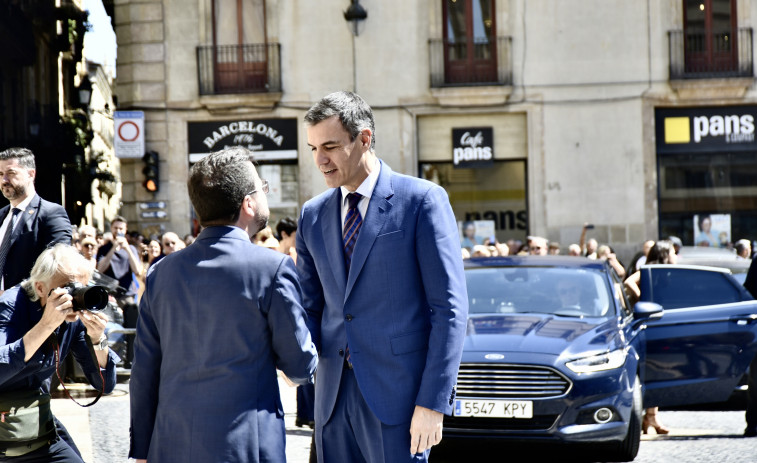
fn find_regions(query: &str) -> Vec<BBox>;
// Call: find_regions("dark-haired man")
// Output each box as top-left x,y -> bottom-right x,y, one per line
130,147 -> 317,462
297,92 -> 467,462
0,147 -> 72,294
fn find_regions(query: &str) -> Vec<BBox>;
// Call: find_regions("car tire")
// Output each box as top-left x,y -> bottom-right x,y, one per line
604,374 -> 642,462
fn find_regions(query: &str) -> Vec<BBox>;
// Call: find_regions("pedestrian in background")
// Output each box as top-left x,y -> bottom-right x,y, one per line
129,147 -> 318,463
0,147 -> 72,295
624,240 -> 675,435
298,91 -> 468,462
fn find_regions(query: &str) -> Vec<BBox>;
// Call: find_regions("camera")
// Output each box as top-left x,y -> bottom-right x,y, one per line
63,283 -> 109,312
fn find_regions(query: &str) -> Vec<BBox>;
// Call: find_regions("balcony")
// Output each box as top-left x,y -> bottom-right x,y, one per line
668,28 -> 753,80
197,43 -> 281,96
429,36 -> 512,88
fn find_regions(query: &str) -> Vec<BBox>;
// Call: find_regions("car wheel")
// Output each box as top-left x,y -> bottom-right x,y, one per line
604,374 -> 642,462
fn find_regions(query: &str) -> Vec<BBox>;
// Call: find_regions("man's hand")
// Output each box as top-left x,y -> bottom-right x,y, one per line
41,287 -> 76,327
409,405 -> 443,455
113,235 -> 129,251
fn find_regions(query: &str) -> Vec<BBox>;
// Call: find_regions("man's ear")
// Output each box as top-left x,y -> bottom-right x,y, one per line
360,129 -> 372,149
34,281 -> 45,300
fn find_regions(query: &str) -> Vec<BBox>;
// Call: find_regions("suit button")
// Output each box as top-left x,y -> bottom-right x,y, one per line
345,314 -> 353,321
338,349 -> 344,356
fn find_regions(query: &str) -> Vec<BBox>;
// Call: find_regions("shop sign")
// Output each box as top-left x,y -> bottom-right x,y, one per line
452,127 -> 494,168
188,118 -> 297,163
656,106 -> 757,153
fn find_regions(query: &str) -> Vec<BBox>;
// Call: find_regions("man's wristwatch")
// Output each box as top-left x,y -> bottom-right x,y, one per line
92,334 -> 108,351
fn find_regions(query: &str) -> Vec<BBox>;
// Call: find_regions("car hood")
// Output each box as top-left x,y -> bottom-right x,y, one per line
464,313 -> 622,356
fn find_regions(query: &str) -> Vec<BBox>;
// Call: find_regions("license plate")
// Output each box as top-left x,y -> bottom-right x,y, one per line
454,399 -> 533,418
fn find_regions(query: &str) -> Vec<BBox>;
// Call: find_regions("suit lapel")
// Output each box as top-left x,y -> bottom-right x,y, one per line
13,195 -> 40,243
345,162 -> 394,300
320,189 -> 348,296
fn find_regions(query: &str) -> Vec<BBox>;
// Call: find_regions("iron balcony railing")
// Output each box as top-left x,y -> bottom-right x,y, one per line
429,36 -> 512,87
197,43 -> 281,95
668,28 -> 753,79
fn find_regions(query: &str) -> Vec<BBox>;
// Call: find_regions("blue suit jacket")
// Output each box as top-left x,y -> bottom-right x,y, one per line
0,194 -> 71,289
297,161 -> 468,426
129,226 -> 318,463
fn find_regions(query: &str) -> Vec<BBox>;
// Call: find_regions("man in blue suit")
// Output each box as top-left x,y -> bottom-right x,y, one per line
297,92 -> 468,462
129,147 -> 318,463
0,147 -> 71,294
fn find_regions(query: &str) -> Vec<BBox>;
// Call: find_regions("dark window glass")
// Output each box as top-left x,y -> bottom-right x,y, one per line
649,268 -> 741,309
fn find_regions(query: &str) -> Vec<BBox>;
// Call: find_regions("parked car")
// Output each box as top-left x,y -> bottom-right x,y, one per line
675,245 -> 751,284
445,256 -> 757,462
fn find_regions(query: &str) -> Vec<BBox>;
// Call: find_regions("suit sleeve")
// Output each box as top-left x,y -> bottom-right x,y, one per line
745,255 -> 757,299
40,203 -> 72,247
68,323 -> 120,393
128,280 -> 162,460
296,208 -> 325,351
414,186 -> 469,414
268,257 -> 318,384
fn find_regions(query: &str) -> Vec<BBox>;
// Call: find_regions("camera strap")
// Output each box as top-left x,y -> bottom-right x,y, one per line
51,331 -> 105,407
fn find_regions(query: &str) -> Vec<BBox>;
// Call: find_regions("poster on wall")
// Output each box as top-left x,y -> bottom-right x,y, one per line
693,213 -> 731,248
458,220 -> 496,250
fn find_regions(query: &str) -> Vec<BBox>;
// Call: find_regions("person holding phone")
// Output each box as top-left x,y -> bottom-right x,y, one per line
96,216 -> 142,366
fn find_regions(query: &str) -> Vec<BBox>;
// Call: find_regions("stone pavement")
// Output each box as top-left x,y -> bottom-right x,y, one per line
51,376 -> 315,462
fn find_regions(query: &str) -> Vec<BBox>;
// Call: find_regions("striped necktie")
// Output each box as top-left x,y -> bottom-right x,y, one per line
343,193 -> 363,270
0,208 -> 21,277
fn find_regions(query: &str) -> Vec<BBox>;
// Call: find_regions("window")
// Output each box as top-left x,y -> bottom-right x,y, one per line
648,268 -> 741,309
442,0 -> 497,84
684,0 -> 738,74
211,0 -> 268,92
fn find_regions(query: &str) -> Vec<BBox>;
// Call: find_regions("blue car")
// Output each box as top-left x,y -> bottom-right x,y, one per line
445,256 -> 757,462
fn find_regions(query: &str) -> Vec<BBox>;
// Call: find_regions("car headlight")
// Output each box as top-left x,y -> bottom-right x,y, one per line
565,349 -> 627,373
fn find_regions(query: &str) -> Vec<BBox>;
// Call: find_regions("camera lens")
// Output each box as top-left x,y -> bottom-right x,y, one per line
65,283 -> 109,312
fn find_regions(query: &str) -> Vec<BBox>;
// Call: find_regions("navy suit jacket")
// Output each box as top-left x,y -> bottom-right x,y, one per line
0,194 -> 71,289
297,161 -> 468,426
129,226 -> 318,463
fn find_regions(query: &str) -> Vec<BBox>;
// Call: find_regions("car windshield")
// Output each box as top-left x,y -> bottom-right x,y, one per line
465,266 -> 613,318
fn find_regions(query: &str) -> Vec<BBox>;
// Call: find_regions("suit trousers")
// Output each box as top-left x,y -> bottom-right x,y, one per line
315,367 -> 428,463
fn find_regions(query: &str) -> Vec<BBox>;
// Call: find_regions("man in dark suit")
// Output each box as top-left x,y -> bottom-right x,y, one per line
129,147 -> 318,463
741,258 -> 757,437
297,92 -> 468,462
0,147 -> 71,294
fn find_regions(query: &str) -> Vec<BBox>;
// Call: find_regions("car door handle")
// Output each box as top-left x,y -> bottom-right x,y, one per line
731,314 -> 757,326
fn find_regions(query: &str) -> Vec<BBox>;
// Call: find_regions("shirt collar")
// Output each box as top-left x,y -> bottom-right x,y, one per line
340,157 -> 380,205
13,194 -> 34,213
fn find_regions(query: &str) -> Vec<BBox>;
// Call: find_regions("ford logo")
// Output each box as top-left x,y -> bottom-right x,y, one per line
485,353 -> 505,360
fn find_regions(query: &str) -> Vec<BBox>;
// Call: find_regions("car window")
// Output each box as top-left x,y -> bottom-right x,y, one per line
648,267 -> 742,309
465,266 -> 612,318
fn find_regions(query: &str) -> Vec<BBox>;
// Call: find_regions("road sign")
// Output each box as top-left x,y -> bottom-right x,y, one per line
138,201 -> 167,210
114,111 -> 145,159
140,210 -> 167,219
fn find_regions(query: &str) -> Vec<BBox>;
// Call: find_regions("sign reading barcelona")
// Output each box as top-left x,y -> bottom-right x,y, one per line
188,119 -> 298,163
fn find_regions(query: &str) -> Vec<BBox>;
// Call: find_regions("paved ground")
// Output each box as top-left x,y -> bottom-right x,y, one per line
51,376 -> 315,462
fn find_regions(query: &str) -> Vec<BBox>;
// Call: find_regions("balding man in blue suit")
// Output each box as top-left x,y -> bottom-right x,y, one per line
297,92 -> 468,462
129,148 -> 318,463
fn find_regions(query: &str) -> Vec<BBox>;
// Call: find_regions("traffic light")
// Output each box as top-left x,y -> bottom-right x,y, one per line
142,151 -> 160,193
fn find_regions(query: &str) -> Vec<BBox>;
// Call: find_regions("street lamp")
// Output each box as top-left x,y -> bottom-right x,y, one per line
344,0 -> 367,37
77,75 -> 92,108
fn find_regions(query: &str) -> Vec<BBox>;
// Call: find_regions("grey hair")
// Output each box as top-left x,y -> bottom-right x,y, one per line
0,147 -> 36,170
304,91 -> 376,150
21,244 -> 95,301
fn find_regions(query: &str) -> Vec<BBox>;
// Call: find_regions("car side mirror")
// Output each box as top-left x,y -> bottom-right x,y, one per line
633,301 -> 663,320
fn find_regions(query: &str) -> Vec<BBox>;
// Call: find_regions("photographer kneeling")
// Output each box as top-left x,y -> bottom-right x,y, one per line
0,244 -> 119,461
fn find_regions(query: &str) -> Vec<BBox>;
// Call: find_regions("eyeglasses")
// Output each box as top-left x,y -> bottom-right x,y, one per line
247,179 -> 269,197
82,243 -> 96,249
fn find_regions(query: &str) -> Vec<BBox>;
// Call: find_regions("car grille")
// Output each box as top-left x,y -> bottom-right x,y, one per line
456,363 -> 571,399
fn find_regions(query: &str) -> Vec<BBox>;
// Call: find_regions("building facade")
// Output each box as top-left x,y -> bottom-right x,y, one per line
112,0 -> 757,263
